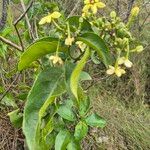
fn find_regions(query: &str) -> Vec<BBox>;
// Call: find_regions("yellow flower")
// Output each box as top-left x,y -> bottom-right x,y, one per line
65,37 -> 75,46
49,55 -> 63,65
76,41 -> 86,51
82,0 -> 106,14
106,65 -> 126,77
118,57 -> 133,68
39,11 -> 61,25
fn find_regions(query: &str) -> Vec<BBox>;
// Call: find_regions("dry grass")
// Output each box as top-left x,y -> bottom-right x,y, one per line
86,85 -> 150,150
0,109 -> 24,150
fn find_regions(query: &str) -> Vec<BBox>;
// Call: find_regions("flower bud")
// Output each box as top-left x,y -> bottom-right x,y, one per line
79,17 -> 84,23
110,11 -> 117,18
136,45 -> 144,53
131,7 -> 140,17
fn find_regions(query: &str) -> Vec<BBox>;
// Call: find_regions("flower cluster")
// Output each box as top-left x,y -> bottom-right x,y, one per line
82,0 -> 105,16
89,8 -> 143,77
38,5 -> 143,77
49,55 -> 63,65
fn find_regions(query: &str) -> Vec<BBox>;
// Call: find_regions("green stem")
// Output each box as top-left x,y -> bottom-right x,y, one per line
115,50 -> 121,68
126,40 -> 130,59
52,20 -> 63,31
56,39 -> 60,56
67,22 -> 71,38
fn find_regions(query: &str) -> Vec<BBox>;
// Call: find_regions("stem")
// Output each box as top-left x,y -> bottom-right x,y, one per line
67,22 -> 71,38
115,50 -> 121,68
126,40 -> 130,58
0,36 -> 22,51
52,20 -> 63,31
56,39 -> 60,56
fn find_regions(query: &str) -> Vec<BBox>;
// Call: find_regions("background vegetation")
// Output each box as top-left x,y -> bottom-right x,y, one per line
0,0 -> 150,149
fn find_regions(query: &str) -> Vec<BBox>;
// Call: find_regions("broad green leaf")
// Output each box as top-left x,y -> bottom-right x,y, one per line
55,130 -> 71,150
8,109 -> 23,128
67,16 -> 92,33
70,48 -> 90,99
77,32 -> 110,67
23,67 -> 66,150
18,37 -> 67,71
79,71 -> 92,81
67,140 -> 81,150
79,97 -> 90,116
85,113 -> 106,128
57,104 -> 76,122
74,121 -> 88,141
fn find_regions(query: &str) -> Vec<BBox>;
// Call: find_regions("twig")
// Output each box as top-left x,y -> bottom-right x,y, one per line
116,0 -> 120,15
34,19 -> 39,39
13,0 -> 33,26
139,13 -> 150,31
68,0 -> 81,17
0,74 -> 20,102
13,0 -> 34,50
20,0 -> 35,40
0,36 -> 22,51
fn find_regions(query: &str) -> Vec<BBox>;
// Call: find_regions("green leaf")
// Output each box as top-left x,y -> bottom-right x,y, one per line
79,71 -> 92,81
79,97 -> 90,116
53,117 -> 65,132
39,96 -> 56,119
1,96 -> 18,108
67,16 -> 92,33
42,117 -> 54,141
67,140 -> 81,150
18,37 -> 67,71
85,113 -> 106,128
55,130 -> 71,150
77,32 -> 110,67
23,67 -> 66,150
8,109 -> 23,128
45,132 -> 57,149
74,121 -> 88,141
91,51 -> 101,64
57,104 -> 76,122
70,48 -> 90,99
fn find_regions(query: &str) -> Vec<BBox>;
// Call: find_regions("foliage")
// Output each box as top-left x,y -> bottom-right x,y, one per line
0,0 -> 145,150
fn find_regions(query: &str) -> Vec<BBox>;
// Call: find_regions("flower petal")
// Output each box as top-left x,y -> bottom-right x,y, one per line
51,11 -> 61,19
96,2 -> 106,8
124,59 -> 133,68
84,0 -> 90,4
83,4 -> 91,12
118,57 -> 125,65
91,4 -> 98,14
106,66 -> 115,75
39,16 -> 47,25
115,69 -> 122,77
